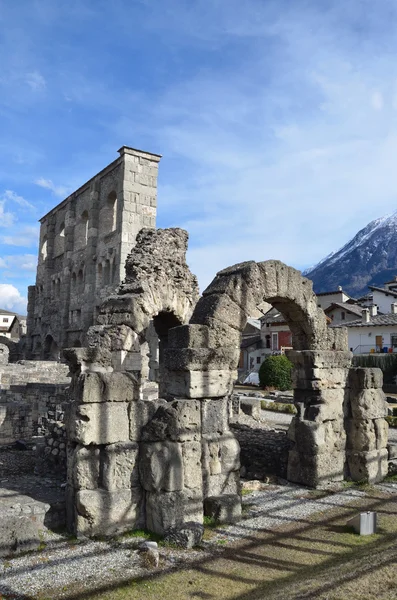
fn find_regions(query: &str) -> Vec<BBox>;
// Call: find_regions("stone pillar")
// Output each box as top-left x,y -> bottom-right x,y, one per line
65,347 -> 144,537
159,323 -> 242,528
346,368 -> 388,483
287,350 -> 352,487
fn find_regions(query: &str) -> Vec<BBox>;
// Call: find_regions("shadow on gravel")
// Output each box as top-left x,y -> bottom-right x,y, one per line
2,488 -> 396,600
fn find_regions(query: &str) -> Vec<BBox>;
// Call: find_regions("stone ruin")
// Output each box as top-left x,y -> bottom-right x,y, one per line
0,343 -> 9,365
62,227 -> 389,538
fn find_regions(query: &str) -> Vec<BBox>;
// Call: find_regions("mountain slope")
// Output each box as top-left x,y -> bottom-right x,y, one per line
304,211 -> 397,297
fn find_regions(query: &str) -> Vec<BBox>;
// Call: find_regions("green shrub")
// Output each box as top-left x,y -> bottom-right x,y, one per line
386,416 -> 397,428
259,355 -> 293,391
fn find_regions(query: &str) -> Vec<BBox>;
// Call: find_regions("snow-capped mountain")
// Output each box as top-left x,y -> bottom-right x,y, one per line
305,211 -> 397,297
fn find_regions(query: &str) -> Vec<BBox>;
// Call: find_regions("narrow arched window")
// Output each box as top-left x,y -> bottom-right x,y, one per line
40,236 -> 48,261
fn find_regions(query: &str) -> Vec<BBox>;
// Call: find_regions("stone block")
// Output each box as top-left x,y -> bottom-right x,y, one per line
75,373 -> 104,403
388,442 -> 397,460
163,522 -> 204,548
164,370 -> 234,399
204,494 -> 242,524
220,434 -> 240,473
202,262 -> 263,313
164,347 -> 239,372
203,470 -> 240,497
67,444 -> 100,490
140,400 -> 201,442
190,293 -> 248,331
240,398 -> 262,419
349,368 -> 383,390
68,401 -> 130,445
182,441 -> 203,490
290,418 -> 346,456
75,372 -> 137,403
350,389 -> 388,420
292,367 -> 350,390
287,449 -> 345,487
75,488 -> 143,536
168,323 -> 240,350
347,448 -> 388,483
101,442 -> 139,490
374,418 -> 389,450
129,400 -> 165,442
287,350 -> 353,369
201,398 -> 229,434
139,441 -> 184,492
145,488 -> 203,535
345,419 -> 376,452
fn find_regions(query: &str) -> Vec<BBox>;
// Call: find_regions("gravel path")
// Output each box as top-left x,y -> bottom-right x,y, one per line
0,481 -> 390,600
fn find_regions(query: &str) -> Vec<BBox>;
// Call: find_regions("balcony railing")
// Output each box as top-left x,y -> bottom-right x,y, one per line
352,344 -> 397,355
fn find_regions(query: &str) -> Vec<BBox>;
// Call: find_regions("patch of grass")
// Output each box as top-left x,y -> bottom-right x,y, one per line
384,473 -> 397,482
241,488 -> 253,496
386,416 -> 397,427
203,515 -> 217,528
261,400 -> 297,414
121,529 -> 163,544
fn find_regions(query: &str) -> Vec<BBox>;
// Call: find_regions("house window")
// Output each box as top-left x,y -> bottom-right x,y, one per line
391,335 -> 397,349
341,311 -> 345,320
3,318 -> 9,323
256,356 -> 261,364
265,334 -> 271,349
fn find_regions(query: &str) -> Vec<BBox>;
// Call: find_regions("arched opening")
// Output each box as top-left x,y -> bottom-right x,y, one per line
71,272 -> 77,292
77,269 -> 84,293
54,221 -> 65,256
99,191 -> 117,236
40,236 -> 48,262
97,263 -> 103,287
44,335 -> 59,361
72,339 -> 82,348
104,260 -> 110,285
75,211 -> 89,250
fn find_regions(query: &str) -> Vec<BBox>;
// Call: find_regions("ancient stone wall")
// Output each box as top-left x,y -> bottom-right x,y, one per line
26,146 -> 161,358
64,252 -> 389,540
0,362 -> 70,445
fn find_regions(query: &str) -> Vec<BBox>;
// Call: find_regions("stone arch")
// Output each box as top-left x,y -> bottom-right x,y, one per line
75,210 -> 89,250
54,221 -> 65,256
44,334 -> 60,361
40,236 -> 48,262
190,260 -> 344,354
99,191 -> 117,235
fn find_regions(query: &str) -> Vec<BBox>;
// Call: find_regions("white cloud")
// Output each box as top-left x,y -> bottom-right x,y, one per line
0,201 -> 15,227
25,71 -> 46,91
0,284 -> 27,313
1,226 -> 39,247
2,189 -> 34,209
35,177 -> 69,198
0,254 -> 37,272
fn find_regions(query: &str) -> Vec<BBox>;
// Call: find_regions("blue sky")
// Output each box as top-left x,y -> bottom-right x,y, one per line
2,0 -> 397,313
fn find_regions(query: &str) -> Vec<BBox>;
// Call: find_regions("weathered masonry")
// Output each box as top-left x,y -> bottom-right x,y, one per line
25,146 -> 161,359
64,234 -> 388,538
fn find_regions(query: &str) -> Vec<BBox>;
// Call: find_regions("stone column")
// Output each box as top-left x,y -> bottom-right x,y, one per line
65,347 -> 144,537
346,367 -> 388,483
287,350 -> 352,487
158,323 -> 242,528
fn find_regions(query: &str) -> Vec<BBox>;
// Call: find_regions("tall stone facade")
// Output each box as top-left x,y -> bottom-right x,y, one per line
26,146 -> 161,359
